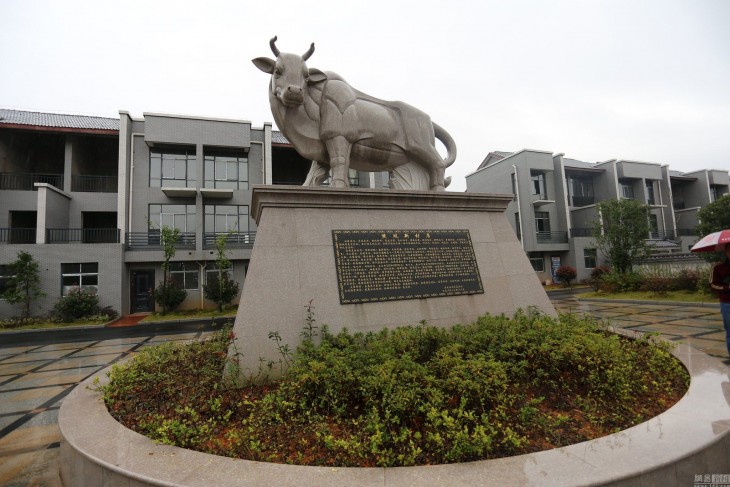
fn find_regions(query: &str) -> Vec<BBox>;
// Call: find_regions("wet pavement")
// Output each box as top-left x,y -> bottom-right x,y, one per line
0,297 -> 728,486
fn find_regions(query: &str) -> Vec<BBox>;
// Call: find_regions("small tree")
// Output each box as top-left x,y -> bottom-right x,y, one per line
2,251 -> 44,319
555,265 -> 577,288
592,199 -> 651,274
204,233 -> 239,311
695,194 -> 730,261
152,226 -> 187,314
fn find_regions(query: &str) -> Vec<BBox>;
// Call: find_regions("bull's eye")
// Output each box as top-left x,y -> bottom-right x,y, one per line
274,67 -> 283,77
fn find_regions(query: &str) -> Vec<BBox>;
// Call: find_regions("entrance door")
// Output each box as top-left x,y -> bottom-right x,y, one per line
131,270 -> 155,313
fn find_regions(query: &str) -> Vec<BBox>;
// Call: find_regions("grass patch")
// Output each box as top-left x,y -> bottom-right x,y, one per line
99,310 -> 689,467
582,290 -> 716,303
0,317 -> 109,331
141,306 -> 238,322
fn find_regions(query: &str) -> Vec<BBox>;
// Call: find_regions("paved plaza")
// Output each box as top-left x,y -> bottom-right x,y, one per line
0,297 -> 727,486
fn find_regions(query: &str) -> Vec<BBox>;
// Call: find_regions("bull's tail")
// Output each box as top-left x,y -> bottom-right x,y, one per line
433,122 -> 457,168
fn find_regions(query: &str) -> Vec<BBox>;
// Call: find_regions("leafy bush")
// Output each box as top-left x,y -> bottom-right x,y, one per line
641,275 -> 674,296
101,312 -> 689,468
203,274 -> 239,311
674,268 -> 701,292
597,271 -> 644,293
555,265 -> 577,287
153,279 -> 187,314
52,287 -> 100,322
589,265 -> 611,291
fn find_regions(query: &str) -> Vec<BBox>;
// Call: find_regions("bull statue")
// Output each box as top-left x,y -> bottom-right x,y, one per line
253,37 -> 457,191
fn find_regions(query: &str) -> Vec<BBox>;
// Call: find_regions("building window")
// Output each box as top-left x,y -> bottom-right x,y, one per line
535,211 -> 551,234
584,249 -> 597,269
531,171 -> 547,198
169,262 -> 199,290
149,204 -> 196,231
61,263 -> 98,295
645,180 -> 656,205
0,265 -> 12,297
150,147 -> 196,188
514,212 -> 521,240
567,175 -> 594,207
204,205 -> 249,233
619,180 -> 634,200
205,263 -> 233,283
348,169 -> 360,188
511,173 -> 517,201
204,150 -> 249,190
649,213 -> 659,238
528,253 -> 544,272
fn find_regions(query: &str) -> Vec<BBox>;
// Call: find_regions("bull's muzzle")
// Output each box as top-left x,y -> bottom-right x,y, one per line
280,85 -> 305,106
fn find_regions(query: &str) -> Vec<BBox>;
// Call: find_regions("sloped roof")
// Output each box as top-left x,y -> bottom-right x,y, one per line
272,130 -> 290,144
0,109 -> 119,131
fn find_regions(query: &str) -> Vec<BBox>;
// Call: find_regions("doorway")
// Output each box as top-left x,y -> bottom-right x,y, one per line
130,270 -> 155,313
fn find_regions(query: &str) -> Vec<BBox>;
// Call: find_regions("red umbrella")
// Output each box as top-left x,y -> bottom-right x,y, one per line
690,229 -> 730,253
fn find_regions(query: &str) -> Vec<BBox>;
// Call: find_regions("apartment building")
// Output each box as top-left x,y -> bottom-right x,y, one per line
466,149 -> 729,283
1,108 -> 390,319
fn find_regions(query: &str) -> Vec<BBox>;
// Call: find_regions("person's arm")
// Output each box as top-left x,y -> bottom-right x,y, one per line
710,263 -> 730,292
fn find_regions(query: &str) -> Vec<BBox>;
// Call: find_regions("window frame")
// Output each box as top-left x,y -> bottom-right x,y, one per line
204,150 -> 249,190
150,147 -> 197,188
534,211 -> 551,234
528,254 -> 545,272
0,264 -> 13,298
204,205 -> 250,234
205,262 -> 234,284
531,171 -> 547,197
149,204 -> 196,232
61,262 -> 99,296
583,248 -> 597,269
168,262 -> 199,290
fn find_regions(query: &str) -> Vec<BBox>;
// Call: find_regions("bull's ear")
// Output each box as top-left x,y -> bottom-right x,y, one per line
252,57 -> 276,74
308,68 -> 328,84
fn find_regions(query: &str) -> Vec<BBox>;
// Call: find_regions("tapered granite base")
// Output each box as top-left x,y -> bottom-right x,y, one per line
228,186 -> 555,382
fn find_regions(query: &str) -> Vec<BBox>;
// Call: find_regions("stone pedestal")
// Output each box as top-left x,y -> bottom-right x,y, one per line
229,186 -> 554,381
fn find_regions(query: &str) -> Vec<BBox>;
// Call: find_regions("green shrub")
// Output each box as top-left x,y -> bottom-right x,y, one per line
203,274 -> 239,311
101,313 -> 689,468
52,287 -> 100,322
589,265 -> 611,291
674,268 -> 700,291
597,271 -> 644,293
153,279 -> 187,314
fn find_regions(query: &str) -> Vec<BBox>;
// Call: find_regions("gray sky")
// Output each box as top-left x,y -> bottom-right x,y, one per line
1,0 -> 728,191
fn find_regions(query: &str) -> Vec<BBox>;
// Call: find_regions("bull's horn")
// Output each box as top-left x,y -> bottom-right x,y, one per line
302,42 -> 315,61
269,36 -> 280,57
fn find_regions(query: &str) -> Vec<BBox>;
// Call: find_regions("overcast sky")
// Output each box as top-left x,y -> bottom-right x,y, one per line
1,0 -> 728,191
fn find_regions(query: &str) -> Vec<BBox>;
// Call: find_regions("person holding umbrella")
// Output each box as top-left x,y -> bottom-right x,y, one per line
691,230 -> 730,357
710,243 -> 730,356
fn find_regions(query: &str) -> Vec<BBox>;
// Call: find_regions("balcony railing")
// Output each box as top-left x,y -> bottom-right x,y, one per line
0,228 -> 37,244
677,228 -> 696,237
0,173 -> 63,191
570,196 -> 595,207
203,232 -> 256,248
648,230 -> 678,241
570,228 -> 593,238
673,202 -> 686,210
536,231 -> 569,244
71,175 -> 118,193
126,232 -> 196,250
47,228 -> 120,244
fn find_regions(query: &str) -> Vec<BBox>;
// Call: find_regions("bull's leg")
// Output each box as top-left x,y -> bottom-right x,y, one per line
303,161 -> 329,186
324,136 -> 351,188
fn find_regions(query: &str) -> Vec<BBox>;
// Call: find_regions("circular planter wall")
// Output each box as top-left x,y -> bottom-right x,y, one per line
59,342 -> 730,487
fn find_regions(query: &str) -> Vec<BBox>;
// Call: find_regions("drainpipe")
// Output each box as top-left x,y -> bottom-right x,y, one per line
197,261 -> 207,310
513,165 -> 524,250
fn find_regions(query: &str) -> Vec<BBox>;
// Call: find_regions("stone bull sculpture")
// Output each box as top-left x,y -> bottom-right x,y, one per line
253,37 -> 457,191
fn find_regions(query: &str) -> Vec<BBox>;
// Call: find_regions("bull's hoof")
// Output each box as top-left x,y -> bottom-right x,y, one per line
330,179 -> 348,188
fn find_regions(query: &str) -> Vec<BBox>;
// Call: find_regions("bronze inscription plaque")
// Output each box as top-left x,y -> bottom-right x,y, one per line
332,230 -> 484,304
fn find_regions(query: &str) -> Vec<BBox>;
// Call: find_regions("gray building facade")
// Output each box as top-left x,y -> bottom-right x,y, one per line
466,149 -> 729,283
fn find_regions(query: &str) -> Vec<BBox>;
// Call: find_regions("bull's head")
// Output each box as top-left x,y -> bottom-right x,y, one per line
253,36 -> 327,107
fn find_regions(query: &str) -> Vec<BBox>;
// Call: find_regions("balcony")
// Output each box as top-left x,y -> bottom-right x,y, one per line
47,228 -> 120,244
536,231 -> 569,244
570,196 -> 595,207
570,228 -> 593,238
126,232 -> 196,250
677,228 -> 696,237
0,228 -> 36,244
649,230 -> 679,242
203,232 -> 256,249
0,173 -> 63,191
71,175 -> 118,193
673,202 -> 686,210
